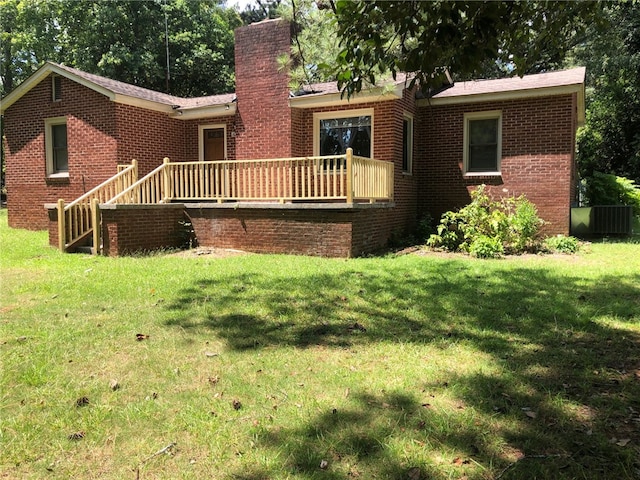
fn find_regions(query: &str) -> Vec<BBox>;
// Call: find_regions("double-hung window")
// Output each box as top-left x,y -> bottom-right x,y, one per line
463,111 -> 502,175
45,117 -> 69,176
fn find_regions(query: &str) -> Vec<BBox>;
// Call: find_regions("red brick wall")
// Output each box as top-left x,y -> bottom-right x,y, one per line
186,205 -> 394,257
3,75 -> 119,230
101,205 -> 186,256
114,104 -> 184,174
291,90 -> 419,238
187,206 -> 352,257
417,94 -> 578,235
183,116 -> 237,162
234,19 -> 292,159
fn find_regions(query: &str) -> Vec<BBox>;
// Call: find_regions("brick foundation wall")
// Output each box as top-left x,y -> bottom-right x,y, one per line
100,204 -> 187,256
416,94 -> 578,235
3,75 -> 118,230
186,204 -> 394,257
47,203 -> 395,258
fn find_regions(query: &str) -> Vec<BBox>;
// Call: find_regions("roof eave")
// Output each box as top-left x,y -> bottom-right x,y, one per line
289,82 -> 404,109
1,62 -> 116,114
169,103 -> 237,120
112,94 -> 175,114
419,83 -> 586,126
420,83 -> 581,105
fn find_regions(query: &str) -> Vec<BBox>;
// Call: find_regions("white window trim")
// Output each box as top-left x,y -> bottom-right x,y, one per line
313,108 -> 374,158
198,124 -> 227,161
402,113 -> 414,175
463,110 -> 502,176
45,117 -> 69,178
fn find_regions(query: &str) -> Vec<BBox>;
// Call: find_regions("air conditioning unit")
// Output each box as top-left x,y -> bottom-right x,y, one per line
592,205 -> 634,235
570,205 -> 634,236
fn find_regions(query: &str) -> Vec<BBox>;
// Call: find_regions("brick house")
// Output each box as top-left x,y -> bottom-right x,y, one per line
1,19 -> 585,257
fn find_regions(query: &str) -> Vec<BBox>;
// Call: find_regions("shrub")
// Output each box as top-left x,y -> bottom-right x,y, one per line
427,185 -> 544,256
584,172 -> 640,216
469,235 -> 504,258
544,235 -> 580,254
415,213 -> 436,243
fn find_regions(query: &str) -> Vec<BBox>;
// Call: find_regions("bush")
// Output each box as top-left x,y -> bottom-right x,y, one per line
427,185 -> 544,256
584,172 -> 640,216
544,235 -> 580,254
469,235 -> 504,258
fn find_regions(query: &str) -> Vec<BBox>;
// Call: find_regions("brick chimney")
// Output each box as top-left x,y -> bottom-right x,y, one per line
234,19 -> 292,159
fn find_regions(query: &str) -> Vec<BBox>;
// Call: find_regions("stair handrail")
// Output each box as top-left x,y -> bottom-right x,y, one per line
66,160 -> 138,209
58,160 -> 138,253
106,159 -> 169,205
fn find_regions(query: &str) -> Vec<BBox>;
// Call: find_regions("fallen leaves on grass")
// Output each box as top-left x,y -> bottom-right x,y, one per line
75,396 -> 89,408
67,431 -> 85,441
135,333 -> 149,341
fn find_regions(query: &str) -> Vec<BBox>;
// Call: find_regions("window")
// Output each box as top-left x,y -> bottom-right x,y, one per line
314,109 -> 373,159
463,111 -> 502,175
52,75 -> 62,101
45,117 -> 68,176
402,114 -> 413,174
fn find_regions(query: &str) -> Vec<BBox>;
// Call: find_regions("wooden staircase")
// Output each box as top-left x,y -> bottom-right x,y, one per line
57,161 -> 138,254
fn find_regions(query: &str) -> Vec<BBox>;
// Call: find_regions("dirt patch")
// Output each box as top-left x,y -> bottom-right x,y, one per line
167,247 -> 251,258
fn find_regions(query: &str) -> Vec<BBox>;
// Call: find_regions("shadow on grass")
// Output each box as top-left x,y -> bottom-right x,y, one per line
164,259 -> 640,479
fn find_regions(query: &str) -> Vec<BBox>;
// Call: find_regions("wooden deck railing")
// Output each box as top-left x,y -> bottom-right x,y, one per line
109,149 -> 393,205
57,160 -> 138,252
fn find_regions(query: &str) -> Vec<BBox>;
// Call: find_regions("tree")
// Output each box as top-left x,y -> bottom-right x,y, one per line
572,1 -> 640,184
328,1 -> 604,97
277,0 -> 338,90
0,0 -> 63,96
0,0 -> 240,97
238,0 -> 281,25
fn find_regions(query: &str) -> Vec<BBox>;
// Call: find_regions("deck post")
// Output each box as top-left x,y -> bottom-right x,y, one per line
346,148 -> 354,204
57,199 -> 66,252
162,157 -> 170,202
91,198 -> 100,255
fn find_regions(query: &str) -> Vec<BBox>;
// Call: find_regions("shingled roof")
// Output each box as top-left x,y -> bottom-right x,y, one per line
1,62 -> 236,118
432,67 -> 586,100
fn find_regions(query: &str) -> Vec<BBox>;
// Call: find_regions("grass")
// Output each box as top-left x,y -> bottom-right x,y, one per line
1,208 -> 639,479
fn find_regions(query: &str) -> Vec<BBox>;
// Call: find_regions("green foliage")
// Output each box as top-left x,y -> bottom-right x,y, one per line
329,0 -> 603,97
544,235 -> 580,254
238,0 -> 281,25
1,0 -> 241,97
468,235 -> 504,259
427,185 -> 544,256
584,172 -> 640,215
277,0 -> 339,91
415,213 -> 436,243
2,209 -> 640,479
573,2 -> 640,184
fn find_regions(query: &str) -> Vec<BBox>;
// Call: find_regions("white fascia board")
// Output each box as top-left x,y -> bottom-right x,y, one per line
289,83 -> 404,109
112,94 -> 175,114
169,103 -> 237,120
420,84 -> 581,107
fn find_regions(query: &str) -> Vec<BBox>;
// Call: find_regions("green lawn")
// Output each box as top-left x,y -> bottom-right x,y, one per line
1,209 -> 639,479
